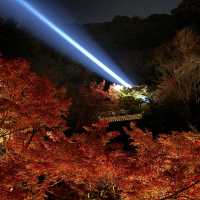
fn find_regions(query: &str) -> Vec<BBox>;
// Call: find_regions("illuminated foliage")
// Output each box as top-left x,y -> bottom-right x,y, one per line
141,28 -> 200,133
0,58 -> 200,200
68,81 -> 118,131
0,58 -> 70,144
1,121 -> 200,199
119,85 -> 150,102
109,84 -> 151,113
154,28 -> 200,102
151,29 -> 200,131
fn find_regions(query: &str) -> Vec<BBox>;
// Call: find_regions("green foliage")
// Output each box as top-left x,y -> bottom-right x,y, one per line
118,85 -> 151,113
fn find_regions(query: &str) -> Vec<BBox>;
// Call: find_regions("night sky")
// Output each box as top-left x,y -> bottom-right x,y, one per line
29,0 -> 182,23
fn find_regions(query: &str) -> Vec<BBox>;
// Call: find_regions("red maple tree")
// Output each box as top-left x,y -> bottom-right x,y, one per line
0,58 -> 200,200
0,58 -> 70,145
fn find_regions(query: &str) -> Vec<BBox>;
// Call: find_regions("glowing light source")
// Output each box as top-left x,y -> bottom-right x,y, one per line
15,0 -> 132,88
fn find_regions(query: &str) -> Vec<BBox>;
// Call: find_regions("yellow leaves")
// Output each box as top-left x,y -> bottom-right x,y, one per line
138,185 -> 171,200
183,132 -> 200,145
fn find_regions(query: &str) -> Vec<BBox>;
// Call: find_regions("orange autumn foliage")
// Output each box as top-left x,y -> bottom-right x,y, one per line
1,122 -> 200,200
0,58 -> 70,144
0,58 -> 200,200
69,80 -> 118,131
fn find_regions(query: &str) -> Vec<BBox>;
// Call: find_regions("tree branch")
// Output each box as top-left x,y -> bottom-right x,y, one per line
160,180 -> 200,200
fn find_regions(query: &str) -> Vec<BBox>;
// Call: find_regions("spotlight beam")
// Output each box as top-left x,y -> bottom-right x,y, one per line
16,0 -> 132,88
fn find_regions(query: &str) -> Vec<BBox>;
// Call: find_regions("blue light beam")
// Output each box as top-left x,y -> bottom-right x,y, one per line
15,0 -> 132,88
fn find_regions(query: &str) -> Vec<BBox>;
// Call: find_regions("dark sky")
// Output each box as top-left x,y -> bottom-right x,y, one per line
57,0 -> 182,23
0,0 -> 182,23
